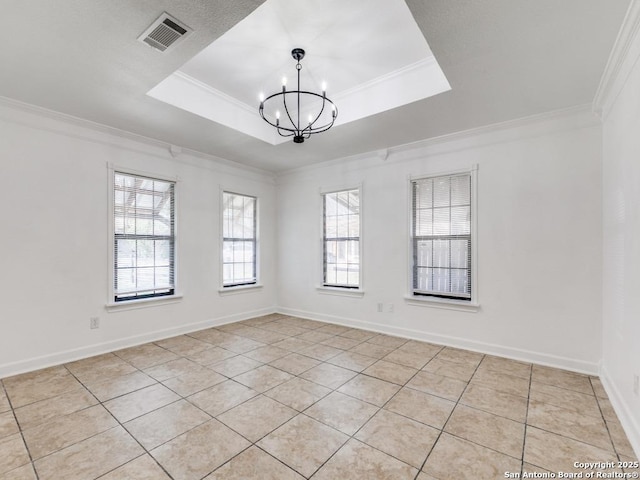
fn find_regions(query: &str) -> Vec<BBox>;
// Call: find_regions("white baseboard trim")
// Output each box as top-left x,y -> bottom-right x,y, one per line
599,366 -> 640,459
0,306 -> 277,379
277,307 -> 600,375
1,304 -> 600,379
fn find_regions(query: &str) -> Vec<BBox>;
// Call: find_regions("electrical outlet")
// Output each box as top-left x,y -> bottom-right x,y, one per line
377,303 -> 383,313
90,317 -> 100,329
387,303 -> 394,313
634,374 -> 639,396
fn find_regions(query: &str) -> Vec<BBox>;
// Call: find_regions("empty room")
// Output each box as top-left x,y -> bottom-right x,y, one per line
1,0 -> 639,479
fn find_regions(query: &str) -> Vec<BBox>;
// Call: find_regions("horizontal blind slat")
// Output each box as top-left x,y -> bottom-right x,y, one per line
114,172 -> 175,301
412,172 -> 472,299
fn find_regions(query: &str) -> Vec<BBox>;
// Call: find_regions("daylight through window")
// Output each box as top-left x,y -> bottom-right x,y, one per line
323,189 -> 360,288
412,173 -> 472,300
222,192 -> 257,287
114,172 -> 175,302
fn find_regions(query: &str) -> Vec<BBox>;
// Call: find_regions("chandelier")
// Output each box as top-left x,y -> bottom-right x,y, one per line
259,48 -> 338,144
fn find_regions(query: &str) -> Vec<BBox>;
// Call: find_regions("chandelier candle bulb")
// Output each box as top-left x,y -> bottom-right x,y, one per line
257,48 -> 338,144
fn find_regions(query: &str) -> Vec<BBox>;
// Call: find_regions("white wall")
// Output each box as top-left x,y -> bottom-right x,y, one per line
277,109 -> 603,374
0,100 -> 277,377
599,1 -> 640,457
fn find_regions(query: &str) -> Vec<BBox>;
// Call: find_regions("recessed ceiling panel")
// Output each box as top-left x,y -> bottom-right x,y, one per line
148,0 -> 451,144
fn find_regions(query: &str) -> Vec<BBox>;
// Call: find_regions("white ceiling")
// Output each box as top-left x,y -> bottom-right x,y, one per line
149,0 -> 450,144
0,0 -> 631,172
180,0 -> 436,105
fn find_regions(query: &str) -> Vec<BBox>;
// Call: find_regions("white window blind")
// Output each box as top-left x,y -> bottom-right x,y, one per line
222,192 -> 257,287
412,173 -> 471,300
114,172 -> 175,302
323,189 -> 360,288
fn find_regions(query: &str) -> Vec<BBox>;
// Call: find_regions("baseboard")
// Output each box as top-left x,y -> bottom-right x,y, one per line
277,307 -> 600,375
600,366 -> 640,458
0,306 -> 277,379
0,304 -> 600,379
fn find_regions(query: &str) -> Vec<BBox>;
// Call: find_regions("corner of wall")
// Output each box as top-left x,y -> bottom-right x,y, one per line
600,366 -> 640,458
593,0 -> 640,118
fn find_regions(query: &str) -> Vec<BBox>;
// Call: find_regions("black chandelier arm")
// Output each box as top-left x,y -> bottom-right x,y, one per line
276,127 -> 295,138
260,104 -> 337,136
307,120 -> 336,134
259,104 -> 295,134
303,103 -> 338,134
281,90 -> 299,136
258,48 -> 337,143
261,90 -> 336,132
302,100 -> 338,134
301,96 -> 327,134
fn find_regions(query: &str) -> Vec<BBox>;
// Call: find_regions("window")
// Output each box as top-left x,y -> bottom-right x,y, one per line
114,172 -> 175,302
323,188 -> 360,288
411,172 -> 472,300
222,192 -> 257,287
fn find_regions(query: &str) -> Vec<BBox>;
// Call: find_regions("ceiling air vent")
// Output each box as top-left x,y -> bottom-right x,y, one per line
138,13 -> 191,52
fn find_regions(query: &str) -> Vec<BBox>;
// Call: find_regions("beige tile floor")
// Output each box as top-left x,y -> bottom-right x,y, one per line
0,314 -> 637,480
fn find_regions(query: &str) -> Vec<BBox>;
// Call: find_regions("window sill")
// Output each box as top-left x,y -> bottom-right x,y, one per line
316,286 -> 365,298
404,295 -> 479,312
218,284 -> 263,296
106,293 -> 184,312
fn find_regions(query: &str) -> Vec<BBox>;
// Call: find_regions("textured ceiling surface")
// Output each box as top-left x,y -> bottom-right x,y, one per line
0,0 -> 631,171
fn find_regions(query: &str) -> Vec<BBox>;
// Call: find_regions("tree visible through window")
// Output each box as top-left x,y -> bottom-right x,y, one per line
412,173 -> 472,300
323,189 -> 360,288
114,172 -> 175,302
222,192 -> 257,287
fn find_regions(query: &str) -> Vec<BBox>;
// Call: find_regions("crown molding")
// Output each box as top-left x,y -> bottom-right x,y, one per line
593,0 -> 640,118
149,71 -> 280,145
278,103 -> 598,180
151,56 -> 449,147
385,104 -> 597,162
332,56 -> 440,102
0,95 -> 275,181
173,71 -> 257,115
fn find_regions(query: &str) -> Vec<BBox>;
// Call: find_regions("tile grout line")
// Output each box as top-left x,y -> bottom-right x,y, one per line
2,316 -> 633,479
591,376 -> 621,461
207,336 -> 436,478
242,342 -> 402,477
64,353 -> 255,479
6,320 -> 408,479
189,321 -> 363,479
1,379 -> 41,480
414,352 -> 486,479
62,362 -> 178,480
520,364 -> 533,477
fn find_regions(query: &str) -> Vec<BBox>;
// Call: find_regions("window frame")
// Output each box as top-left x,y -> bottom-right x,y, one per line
407,166 -> 478,309
107,165 -> 181,308
320,185 -> 363,292
220,190 -> 259,290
